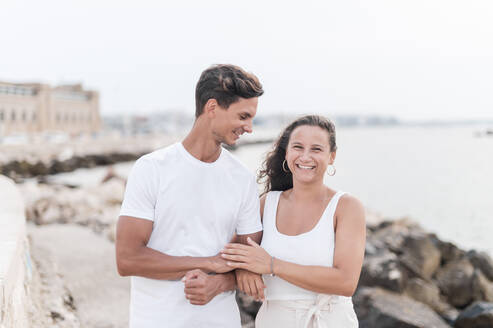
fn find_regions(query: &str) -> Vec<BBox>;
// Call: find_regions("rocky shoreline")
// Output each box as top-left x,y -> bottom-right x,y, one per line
0,134 -> 179,180
0,134 -> 274,181
19,178 -> 493,327
356,219 -> 493,327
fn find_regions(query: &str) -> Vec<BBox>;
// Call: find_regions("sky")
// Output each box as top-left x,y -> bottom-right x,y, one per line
1,0 -> 493,121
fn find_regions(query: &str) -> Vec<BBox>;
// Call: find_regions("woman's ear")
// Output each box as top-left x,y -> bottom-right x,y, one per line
330,151 -> 337,164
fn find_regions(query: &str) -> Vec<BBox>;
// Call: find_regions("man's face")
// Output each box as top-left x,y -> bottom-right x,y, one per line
211,97 -> 258,146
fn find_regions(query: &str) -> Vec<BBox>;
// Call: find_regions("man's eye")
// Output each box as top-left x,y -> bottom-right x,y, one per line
313,148 -> 322,152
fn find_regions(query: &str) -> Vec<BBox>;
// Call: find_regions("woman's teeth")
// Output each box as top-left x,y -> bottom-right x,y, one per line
297,164 -> 314,170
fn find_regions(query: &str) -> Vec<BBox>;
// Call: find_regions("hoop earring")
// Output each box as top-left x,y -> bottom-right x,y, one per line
326,164 -> 336,176
282,160 -> 290,173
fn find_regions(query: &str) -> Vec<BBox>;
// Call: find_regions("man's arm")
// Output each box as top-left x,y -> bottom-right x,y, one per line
115,216 -> 231,280
183,270 -> 237,305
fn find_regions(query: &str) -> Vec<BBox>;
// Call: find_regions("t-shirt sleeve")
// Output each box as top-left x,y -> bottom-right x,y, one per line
236,175 -> 263,235
119,156 -> 158,221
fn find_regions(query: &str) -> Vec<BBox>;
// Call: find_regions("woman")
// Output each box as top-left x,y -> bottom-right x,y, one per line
221,115 -> 366,327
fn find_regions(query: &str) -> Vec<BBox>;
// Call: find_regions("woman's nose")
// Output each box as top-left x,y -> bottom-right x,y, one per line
300,150 -> 311,161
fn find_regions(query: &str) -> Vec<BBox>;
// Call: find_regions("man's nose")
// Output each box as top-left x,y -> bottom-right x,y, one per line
243,120 -> 253,134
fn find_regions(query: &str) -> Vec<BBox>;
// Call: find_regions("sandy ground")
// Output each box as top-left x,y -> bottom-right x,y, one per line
28,223 -> 130,328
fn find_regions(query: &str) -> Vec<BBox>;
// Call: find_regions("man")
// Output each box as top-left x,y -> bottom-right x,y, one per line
116,64 -> 264,327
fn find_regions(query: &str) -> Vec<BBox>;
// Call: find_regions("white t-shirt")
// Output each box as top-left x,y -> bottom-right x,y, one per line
119,142 -> 262,328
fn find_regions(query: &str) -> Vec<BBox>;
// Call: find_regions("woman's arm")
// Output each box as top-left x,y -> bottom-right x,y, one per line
221,195 -> 366,297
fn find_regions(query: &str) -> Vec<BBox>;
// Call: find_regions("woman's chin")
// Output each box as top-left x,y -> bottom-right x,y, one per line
292,173 -> 320,184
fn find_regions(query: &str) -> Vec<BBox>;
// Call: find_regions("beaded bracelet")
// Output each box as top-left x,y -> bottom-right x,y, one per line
270,256 -> 276,277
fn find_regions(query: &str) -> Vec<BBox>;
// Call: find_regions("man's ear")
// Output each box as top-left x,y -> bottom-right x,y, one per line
330,151 -> 337,164
204,99 -> 218,118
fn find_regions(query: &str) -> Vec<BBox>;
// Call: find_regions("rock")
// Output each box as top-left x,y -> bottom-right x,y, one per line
360,249 -> 408,292
28,235 -> 81,327
354,287 -> 450,328
400,233 -> 441,280
404,278 -> 442,309
472,270 -> 493,302
467,250 -> 493,281
454,302 -> 493,328
239,311 -> 255,328
441,307 -> 461,326
430,234 -> 466,265
435,258 -> 475,308
404,278 -> 459,324
91,179 -> 125,205
371,219 -> 423,252
34,198 -> 63,224
236,292 -> 262,318
236,292 -> 260,328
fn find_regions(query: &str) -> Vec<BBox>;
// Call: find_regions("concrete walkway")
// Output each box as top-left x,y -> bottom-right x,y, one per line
28,223 -> 130,328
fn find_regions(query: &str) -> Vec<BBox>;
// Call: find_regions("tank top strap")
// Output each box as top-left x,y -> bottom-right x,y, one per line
262,191 -> 282,231
317,191 -> 348,231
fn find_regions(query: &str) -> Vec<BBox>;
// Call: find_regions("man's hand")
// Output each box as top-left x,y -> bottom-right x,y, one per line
207,254 -> 234,274
235,269 -> 265,301
182,269 -> 225,305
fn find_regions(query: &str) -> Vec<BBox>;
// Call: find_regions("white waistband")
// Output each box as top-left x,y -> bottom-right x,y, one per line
266,295 -> 352,328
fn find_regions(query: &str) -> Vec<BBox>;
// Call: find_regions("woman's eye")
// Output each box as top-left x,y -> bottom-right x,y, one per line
313,148 -> 322,152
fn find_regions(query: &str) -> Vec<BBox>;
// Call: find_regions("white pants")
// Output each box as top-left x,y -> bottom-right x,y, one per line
255,295 -> 358,328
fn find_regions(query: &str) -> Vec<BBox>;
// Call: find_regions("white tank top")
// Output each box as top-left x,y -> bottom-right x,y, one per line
261,190 -> 347,301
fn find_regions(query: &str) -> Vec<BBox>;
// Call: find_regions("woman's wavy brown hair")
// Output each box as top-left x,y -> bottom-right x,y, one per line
258,115 -> 337,196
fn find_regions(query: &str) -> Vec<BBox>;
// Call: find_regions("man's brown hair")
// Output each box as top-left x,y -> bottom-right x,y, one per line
195,64 -> 264,118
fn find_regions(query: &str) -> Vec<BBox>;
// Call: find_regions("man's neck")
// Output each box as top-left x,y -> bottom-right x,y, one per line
182,119 -> 222,163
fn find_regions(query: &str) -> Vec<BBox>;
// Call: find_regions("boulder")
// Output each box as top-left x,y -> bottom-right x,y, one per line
472,270 -> 493,302
360,249 -> 408,292
236,292 -> 261,327
435,258 -> 475,308
236,292 -> 262,317
467,250 -> 493,281
354,287 -> 450,328
32,197 -> 63,225
400,233 -> 441,280
371,219 -> 423,253
404,278 -> 459,324
429,234 -> 466,265
454,302 -> 493,328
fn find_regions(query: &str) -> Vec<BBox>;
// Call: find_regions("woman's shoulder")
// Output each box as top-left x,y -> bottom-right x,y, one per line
336,193 -> 365,222
337,192 -> 361,206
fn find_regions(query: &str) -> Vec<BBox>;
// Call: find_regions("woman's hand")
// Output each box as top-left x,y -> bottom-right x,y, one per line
221,237 -> 271,275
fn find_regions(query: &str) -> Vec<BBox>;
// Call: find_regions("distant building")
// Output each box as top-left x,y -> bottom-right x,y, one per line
0,81 -> 100,137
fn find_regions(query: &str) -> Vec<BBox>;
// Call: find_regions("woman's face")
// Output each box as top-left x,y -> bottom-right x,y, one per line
285,125 -> 335,184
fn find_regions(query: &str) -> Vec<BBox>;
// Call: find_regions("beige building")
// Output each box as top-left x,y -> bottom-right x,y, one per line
0,81 -> 101,137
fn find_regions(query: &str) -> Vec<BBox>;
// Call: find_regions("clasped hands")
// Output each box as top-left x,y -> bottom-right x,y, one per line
182,238 -> 272,305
